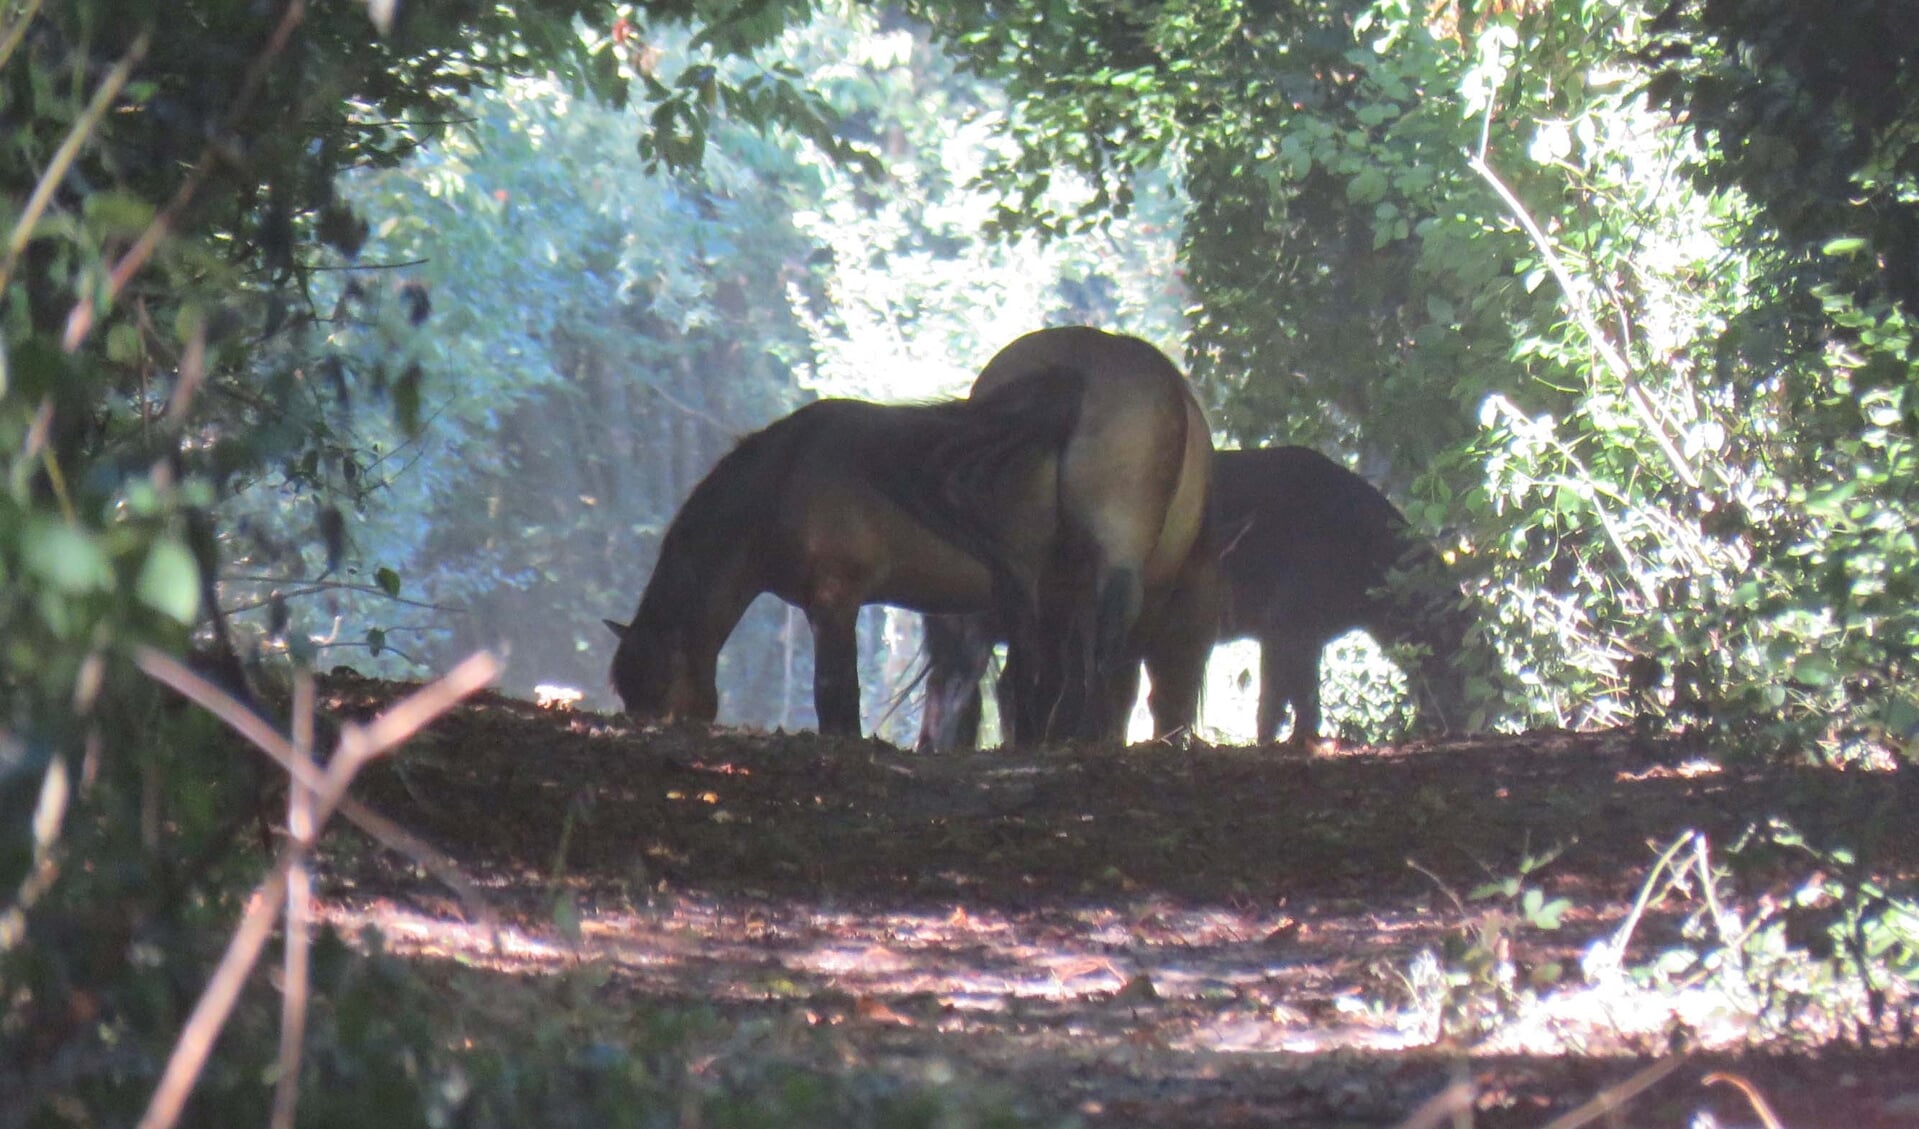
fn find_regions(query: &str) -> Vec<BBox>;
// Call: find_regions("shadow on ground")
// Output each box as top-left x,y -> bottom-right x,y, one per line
316,671 -> 1919,1128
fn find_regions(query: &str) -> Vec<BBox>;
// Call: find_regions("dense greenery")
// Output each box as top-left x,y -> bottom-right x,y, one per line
4,0 -> 1918,1123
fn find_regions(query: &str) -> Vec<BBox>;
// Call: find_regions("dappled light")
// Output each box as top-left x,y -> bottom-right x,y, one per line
306,672 -> 1919,1125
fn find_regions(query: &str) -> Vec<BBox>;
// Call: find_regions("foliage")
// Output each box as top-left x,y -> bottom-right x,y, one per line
899,0 -> 1919,756
9,0 -> 1919,1118
1572,827 -> 1919,1047
1400,846 -> 1570,1040
1644,0 -> 1919,318
12,907 -> 1038,1127
0,1 -> 898,1123
268,63 -> 822,705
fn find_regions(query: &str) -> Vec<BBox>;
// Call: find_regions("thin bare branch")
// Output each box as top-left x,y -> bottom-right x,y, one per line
133,648 -> 501,927
1392,1078 -> 1476,1129
137,864 -> 291,1129
1703,1071 -> 1788,1129
1536,1055 -> 1687,1129
135,651 -> 501,1129
347,651 -> 499,764
164,317 -> 207,422
0,0 -> 42,75
1467,149 -> 1704,496
220,577 -> 459,614
270,674 -> 316,1129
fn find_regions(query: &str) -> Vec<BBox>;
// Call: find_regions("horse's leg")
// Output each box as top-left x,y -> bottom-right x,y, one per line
990,570 -> 1048,745
1262,630 -> 1323,751
1256,635 -> 1285,744
1094,565 -> 1143,675
808,605 -> 863,737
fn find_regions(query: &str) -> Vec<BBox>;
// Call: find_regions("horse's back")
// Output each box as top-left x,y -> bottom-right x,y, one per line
972,327 -> 1211,586
1212,446 -> 1413,640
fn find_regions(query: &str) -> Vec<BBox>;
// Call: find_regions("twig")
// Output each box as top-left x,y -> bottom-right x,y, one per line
26,396 -> 77,525
641,380 -> 740,439
135,650 -> 500,1129
294,257 -> 430,272
348,651 -> 497,761
1393,1077 -> 1476,1129
1406,857 -> 1471,916
1702,1071 -> 1787,1129
0,32 -> 148,295
270,673 -> 315,1129
165,314 -> 207,421
1592,829 -> 1697,977
138,864 -> 291,1129
1535,1054 -> 1686,1129
221,580 -> 458,615
0,0 -> 42,75
132,647 -> 500,928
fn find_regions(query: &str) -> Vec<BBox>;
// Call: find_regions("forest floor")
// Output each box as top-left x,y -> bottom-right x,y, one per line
316,670 -> 1919,1128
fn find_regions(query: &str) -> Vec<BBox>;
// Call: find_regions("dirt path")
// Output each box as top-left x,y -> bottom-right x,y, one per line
317,672 -> 1919,1127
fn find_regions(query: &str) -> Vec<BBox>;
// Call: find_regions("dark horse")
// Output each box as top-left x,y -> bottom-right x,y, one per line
918,446 -> 1471,751
607,327 -> 1212,743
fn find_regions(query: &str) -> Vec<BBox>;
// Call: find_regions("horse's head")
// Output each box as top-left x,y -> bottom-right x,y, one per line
605,618 -> 719,724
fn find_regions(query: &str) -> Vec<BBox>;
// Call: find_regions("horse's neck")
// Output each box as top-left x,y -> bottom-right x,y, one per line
646,529 -> 764,671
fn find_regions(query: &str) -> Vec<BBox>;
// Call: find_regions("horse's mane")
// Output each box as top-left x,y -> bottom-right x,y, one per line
852,367 -> 1088,589
632,418 -> 796,630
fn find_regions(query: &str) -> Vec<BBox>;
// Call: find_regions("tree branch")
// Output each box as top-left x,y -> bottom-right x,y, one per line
1467,114 -> 1705,496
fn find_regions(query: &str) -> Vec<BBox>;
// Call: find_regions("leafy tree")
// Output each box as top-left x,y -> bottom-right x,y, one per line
900,0 -> 1919,754
0,2 -> 871,1119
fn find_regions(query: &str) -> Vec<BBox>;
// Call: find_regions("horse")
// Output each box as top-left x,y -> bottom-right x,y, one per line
917,446 -> 1472,751
960,326 -> 1214,743
606,326 -> 1211,744
605,368 -> 1086,736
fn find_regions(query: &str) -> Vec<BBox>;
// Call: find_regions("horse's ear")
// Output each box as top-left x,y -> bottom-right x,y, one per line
603,618 -> 629,638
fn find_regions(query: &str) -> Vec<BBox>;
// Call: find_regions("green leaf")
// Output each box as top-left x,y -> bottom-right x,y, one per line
366,627 -> 386,658
83,190 -> 156,236
376,566 -> 402,598
1821,236 -> 1868,257
1346,167 -> 1389,205
24,521 -> 113,593
137,537 -> 202,624
106,323 -> 143,364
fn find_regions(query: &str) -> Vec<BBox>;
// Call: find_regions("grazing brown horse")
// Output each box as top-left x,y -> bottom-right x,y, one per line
606,369 -> 1085,735
961,327 -> 1215,743
918,446 -> 1472,751
608,327 -> 1212,744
